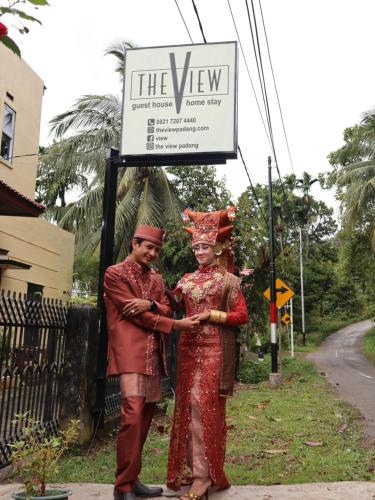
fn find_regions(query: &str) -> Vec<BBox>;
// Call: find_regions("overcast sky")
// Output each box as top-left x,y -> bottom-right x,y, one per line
8,0 -> 375,209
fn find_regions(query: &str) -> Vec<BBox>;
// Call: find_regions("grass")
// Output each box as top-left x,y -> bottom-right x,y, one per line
363,326 -> 375,365
50,358 -> 375,486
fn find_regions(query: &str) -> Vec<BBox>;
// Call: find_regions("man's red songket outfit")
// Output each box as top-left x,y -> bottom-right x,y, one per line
104,225 -> 174,495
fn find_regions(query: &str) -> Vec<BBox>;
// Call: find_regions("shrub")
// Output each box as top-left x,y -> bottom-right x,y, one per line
238,355 -> 271,384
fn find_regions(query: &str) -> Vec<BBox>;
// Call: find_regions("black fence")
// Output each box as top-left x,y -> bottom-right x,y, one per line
0,291 -> 67,468
0,290 -> 178,467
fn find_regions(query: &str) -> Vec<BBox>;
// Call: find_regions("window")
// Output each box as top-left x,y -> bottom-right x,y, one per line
1,104 -> 16,162
27,282 -> 44,301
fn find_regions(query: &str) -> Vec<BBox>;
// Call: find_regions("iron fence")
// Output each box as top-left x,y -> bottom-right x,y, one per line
0,290 -> 67,468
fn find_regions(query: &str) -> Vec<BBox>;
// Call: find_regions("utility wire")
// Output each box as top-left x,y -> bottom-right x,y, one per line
238,145 -> 268,225
245,0 -> 275,150
12,145 -> 104,160
188,0 -> 275,214
191,0 -> 207,42
226,0 -> 272,148
242,0 -> 271,140
174,0 -> 194,43
258,0 -> 295,174
245,0 -> 288,201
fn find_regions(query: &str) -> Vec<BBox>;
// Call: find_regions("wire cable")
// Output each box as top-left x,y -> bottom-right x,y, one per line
191,0 -> 207,42
258,0 -> 295,174
226,0 -> 272,148
245,0 -> 288,200
174,0 -> 194,43
12,145 -> 104,160
188,0 -> 274,211
238,145 -> 268,225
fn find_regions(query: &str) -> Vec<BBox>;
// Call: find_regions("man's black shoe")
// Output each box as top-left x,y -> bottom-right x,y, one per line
114,489 -> 137,500
133,480 -> 163,497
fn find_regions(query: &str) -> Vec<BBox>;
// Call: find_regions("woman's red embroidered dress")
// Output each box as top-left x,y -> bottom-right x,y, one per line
167,264 -> 249,490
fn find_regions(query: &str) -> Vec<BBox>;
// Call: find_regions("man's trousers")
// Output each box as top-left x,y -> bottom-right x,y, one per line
115,396 -> 156,493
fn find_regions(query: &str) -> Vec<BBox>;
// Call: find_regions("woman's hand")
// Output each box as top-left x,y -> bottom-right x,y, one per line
122,298 -> 151,317
174,315 -> 200,331
196,310 -> 211,322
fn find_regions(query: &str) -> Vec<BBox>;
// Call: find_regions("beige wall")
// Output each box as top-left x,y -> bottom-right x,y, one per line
0,43 -> 44,197
0,217 -> 74,300
0,46 -> 75,299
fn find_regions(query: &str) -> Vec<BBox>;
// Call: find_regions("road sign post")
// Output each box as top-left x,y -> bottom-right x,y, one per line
290,298 -> 294,358
267,156 -> 280,382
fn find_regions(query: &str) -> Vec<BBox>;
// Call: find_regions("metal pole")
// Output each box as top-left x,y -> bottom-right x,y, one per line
93,147 -> 119,428
268,156 -> 278,373
290,298 -> 294,358
299,227 -> 306,345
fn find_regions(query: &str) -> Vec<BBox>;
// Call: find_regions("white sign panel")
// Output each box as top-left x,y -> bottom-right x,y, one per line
121,42 -> 238,161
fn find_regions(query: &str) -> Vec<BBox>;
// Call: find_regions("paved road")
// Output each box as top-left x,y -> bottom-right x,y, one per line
1,482 -> 375,500
308,319 -> 375,440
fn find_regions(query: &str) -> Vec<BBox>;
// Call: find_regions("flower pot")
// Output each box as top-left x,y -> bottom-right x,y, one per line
11,489 -> 72,500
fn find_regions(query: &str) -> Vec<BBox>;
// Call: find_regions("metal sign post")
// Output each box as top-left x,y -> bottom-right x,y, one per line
290,298 -> 294,358
299,227 -> 306,345
267,156 -> 279,378
93,147 -> 120,428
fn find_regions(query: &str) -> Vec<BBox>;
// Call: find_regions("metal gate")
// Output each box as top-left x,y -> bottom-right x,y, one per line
0,290 -> 67,467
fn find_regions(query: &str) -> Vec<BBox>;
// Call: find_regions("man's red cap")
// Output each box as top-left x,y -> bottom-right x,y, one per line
133,224 -> 165,246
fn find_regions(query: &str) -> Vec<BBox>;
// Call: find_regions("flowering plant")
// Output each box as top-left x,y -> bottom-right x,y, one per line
0,0 -> 49,56
0,20 -> 7,37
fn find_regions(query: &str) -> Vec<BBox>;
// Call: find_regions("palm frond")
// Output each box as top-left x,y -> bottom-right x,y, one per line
49,94 -> 122,138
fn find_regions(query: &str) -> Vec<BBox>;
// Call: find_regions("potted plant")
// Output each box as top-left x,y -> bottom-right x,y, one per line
10,413 -> 80,499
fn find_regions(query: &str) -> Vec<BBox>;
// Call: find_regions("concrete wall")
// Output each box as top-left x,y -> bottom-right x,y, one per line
0,217 -> 74,299
0,43 -> 44,197
0,46 -> 75,299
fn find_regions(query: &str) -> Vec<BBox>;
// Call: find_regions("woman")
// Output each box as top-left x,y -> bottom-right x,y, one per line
167,208 -> 249,500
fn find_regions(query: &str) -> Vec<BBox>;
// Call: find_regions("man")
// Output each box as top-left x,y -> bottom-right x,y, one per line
104,224 -> 199,500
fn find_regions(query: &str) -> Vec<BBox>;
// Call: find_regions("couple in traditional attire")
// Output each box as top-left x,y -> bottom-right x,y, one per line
104,208 -> 249,500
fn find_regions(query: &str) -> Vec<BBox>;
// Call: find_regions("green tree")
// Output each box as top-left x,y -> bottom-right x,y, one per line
38,42 -> 180,262
235,174 -> 340,345
328,110 -> 375,247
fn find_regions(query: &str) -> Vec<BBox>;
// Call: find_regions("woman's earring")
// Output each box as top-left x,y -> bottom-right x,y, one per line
214,243 -> 223,256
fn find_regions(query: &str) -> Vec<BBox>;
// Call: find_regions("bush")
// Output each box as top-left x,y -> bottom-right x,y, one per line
363,326 -> 375,365
281,357 -> 316,382
238,355 -> 271,383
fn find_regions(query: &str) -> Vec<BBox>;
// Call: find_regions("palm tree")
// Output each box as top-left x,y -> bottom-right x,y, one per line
38,42 -> 180,261
335,109 -> 375,247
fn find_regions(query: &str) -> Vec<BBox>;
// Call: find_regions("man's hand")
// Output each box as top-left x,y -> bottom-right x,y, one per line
196,310 -> 210,322
122,298 -> 151,317
174,315 -> 200,331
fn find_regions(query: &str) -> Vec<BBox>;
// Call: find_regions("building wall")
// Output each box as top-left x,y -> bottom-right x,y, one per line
0,43 -> 44,198
0,217 -> 74,299
0,46 -> 75,300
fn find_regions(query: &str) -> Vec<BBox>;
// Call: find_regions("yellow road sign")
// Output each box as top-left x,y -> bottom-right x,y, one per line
264,278 -> 295,309
281,313 -> 291,325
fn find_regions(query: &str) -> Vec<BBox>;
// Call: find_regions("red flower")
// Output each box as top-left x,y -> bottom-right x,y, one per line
0,22 -> 8,38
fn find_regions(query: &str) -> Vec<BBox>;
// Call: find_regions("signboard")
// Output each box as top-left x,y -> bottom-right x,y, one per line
121,42 -> 238,165
264,278 -> 295,309
281,313 -> 291,325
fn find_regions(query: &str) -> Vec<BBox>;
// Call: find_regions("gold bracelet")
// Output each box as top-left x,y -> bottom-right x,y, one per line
219,311 -> 227,323
209,310 -> 227,324
209,310 -> 219,323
